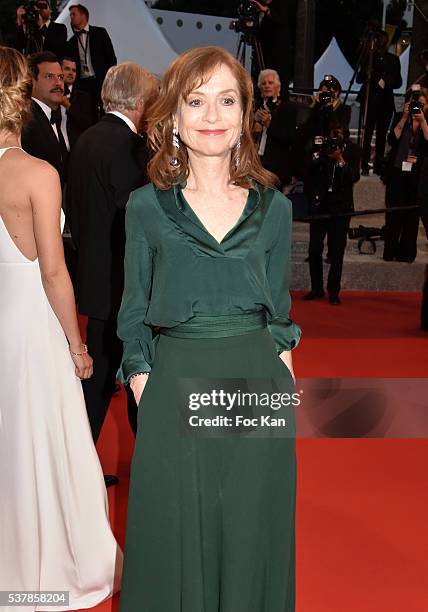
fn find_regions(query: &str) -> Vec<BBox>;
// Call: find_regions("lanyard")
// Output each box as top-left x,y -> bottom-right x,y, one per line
77,30 -> 89,65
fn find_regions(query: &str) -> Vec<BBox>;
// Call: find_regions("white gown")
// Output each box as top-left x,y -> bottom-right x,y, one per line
0,148 -> 121,611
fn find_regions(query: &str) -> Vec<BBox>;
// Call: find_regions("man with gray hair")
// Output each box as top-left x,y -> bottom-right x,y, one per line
254,68 -> 296,188
66,63 -> 158,477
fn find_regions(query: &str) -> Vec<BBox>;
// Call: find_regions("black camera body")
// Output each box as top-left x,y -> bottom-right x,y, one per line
22,0 -> 40,27
409,94 -> 423,115
230,1 -> 267,36
319,91 -> 333,106
323,136 -> 343,155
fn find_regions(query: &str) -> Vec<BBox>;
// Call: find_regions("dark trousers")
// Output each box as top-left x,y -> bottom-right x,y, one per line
383,168 -> 420,262
83,317 -> 138,443
362,103 -> 394,169
309,216 -> 350,297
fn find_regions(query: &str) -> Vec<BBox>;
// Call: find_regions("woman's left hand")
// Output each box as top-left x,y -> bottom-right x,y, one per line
279,351 -> 296,383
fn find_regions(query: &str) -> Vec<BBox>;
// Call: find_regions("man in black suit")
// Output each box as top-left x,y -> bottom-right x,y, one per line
357,30 -> 402,175
67,63 -> 158,458
61,56 -> 93,131
14,1 -> 67,57
254,68 -> 297,188
303,123 -> 361,305
22,52 -> 86,185
67,3 -> 117,122
22,52 -> 70,184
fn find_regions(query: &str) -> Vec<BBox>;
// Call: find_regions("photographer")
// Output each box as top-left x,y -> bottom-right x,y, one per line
294,75 -> 351,181
357,30 -> 402,175
383,88 -> 428,263
13,1 -> 67,57
303,124 -> 361,305
254,68 -> 297,188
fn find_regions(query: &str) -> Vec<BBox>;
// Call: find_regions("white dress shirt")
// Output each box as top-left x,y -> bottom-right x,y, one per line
32,97 -> 70,152
108,111 -> 137,134
76,25 -> 96,78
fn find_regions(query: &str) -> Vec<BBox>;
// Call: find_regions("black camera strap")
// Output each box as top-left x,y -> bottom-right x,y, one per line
76,30 -> 90,71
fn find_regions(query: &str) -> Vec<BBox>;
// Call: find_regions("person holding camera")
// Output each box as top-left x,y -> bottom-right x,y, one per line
357,30 -> 402,175
294,75 -> 351,180
254,68 -> 297,188
14,1 -> 67,57
304,123 -> 361,305
382,88 -> 428,263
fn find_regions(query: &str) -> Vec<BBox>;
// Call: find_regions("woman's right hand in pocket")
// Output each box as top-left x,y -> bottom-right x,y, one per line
130,373 -> 149,405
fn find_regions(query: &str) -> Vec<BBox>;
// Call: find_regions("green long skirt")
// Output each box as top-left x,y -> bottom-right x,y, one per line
119,327 -> 296,612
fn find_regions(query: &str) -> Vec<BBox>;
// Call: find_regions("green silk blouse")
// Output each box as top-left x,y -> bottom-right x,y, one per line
117,182 -> 301,383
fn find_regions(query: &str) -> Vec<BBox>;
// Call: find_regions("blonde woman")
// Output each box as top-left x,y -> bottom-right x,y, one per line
0,46 -> 121,610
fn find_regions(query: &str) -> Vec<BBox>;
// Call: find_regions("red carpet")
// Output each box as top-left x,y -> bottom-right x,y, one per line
80,291 -> 428,612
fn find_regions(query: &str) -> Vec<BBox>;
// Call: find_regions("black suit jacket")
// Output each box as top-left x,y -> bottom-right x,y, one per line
14,21 -> 67,57
258,99 -> 297,186
357,51 -> 402,109
21,100 -> 85,184
22,100 -> 65,181
67,26 -> 117,84
66,87 -> 93,133
66,114 -> 148,320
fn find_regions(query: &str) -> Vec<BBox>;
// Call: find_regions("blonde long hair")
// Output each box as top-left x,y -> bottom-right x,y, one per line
0,47 -> 32,135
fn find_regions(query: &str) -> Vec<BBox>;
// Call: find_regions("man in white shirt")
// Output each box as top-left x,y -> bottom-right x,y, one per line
21,51 -> 70,183
61,57 -> 93,131
67,3 -> 117,122
67,63 -> 158,472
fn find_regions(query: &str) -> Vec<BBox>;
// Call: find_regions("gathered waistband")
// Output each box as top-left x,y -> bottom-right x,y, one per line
159,312 -> 267,339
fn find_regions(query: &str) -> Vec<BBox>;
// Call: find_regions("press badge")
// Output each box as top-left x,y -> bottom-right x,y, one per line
402,154 -> 417,172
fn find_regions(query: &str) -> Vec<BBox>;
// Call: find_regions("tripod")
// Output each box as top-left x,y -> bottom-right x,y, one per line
24,21 -> 43,55
343,29 -> 377,149
236,31 -> 265,83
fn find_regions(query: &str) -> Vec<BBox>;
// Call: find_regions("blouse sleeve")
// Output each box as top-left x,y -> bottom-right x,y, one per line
266,194 -> 302,352
117,190 -> 157,384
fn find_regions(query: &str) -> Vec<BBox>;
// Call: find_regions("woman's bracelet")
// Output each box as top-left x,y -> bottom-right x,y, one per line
69,343 -> 88,357
129,372 -> 150,383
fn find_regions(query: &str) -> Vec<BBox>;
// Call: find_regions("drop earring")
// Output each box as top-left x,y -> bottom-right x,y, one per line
234,134 -> 241,168
170,126 -> 180,167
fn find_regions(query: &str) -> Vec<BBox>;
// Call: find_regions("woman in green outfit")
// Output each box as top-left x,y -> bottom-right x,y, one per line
117,46 -> 301,612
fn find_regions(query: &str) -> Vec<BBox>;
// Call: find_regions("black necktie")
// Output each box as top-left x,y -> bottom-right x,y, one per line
50,108 -> 68,164
40,25 -> 48,34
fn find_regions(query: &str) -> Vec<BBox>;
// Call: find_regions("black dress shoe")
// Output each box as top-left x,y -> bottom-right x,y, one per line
329,294 -> 341,305
104,474 -> 119,488
303,289 -> 325,301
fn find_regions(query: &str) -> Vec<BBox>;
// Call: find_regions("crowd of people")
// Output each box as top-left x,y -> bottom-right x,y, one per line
0,4 -> 428,610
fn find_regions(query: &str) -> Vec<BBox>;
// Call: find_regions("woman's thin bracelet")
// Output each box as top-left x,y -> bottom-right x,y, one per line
69,343 -> 88,357
129,372 -> 150,383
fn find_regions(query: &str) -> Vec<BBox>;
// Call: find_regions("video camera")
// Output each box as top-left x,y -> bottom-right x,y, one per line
230,1 -> 268,37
